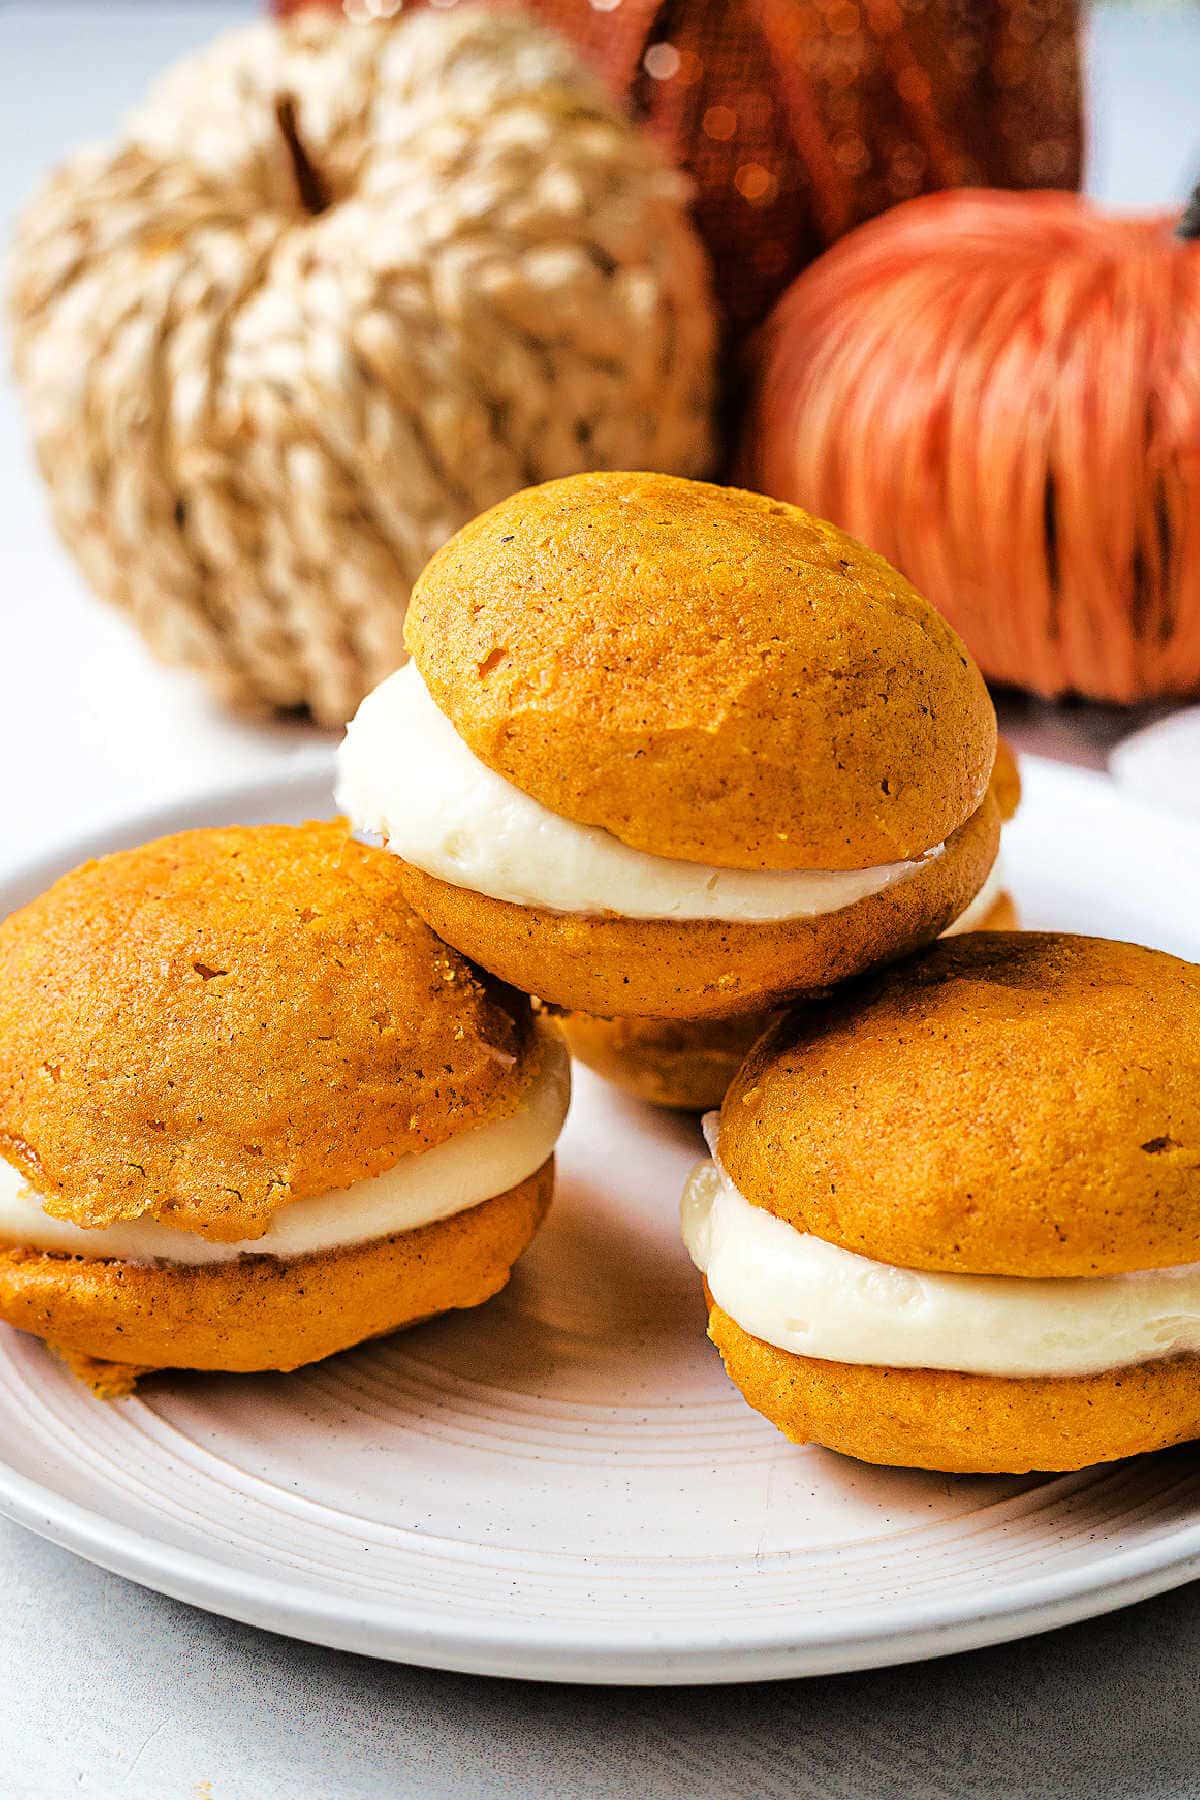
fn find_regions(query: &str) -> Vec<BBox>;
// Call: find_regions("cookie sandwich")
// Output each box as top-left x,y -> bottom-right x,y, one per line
0,823 -> 568,1394
684,932 -> 1200,1473
557,737 -> 1024,1112
337,472 -> 1000,1022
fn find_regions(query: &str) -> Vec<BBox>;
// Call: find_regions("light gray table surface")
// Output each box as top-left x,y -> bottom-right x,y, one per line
4,6 -> 1200,1797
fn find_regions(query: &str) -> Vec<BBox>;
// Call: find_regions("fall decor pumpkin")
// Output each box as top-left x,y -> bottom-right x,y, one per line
276,0 -> 1084,336
9,8 -> 715,725
743,187 -> 1200,704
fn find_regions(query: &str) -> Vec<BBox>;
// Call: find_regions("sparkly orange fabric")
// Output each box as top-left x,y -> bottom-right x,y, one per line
273,0 -> 1082,335
743,189 -> 1200,704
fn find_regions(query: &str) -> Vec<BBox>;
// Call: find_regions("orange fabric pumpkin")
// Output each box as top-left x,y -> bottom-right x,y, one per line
743,188 -> 1200,704
274,0 -> 1083,336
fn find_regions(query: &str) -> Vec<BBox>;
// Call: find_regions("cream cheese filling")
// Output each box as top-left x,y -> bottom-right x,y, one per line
0,1031 -> 570,1268
682,1121 -> 1200,1379
336,663 -> 950,922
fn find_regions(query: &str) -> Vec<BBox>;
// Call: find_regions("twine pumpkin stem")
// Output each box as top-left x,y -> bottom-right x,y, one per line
275,94 -> 330,215
1177,181 -> 1200,241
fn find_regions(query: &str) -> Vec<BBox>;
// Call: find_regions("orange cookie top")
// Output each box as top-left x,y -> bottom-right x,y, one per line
720,933 -> 1200,1278
405,472 -> 996,873
0,823 -> 536,1242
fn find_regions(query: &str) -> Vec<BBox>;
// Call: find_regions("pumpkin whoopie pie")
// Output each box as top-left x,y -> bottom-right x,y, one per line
557,738 -> 1024,1111
0,823 -> 568,1395
683,931 -> 1200,1474
337,471 -> 1000,1021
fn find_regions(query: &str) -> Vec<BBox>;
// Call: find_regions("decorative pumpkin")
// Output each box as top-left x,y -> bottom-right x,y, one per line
9,8 -> 715,725
743,188 -> 1200,704
276,0 -> 1084,336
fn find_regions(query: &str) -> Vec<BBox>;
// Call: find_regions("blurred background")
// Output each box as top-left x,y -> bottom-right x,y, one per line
3,0 -> 1200,865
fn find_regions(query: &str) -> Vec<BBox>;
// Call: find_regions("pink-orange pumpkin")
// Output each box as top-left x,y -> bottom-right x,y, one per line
743,188 -> 1200,703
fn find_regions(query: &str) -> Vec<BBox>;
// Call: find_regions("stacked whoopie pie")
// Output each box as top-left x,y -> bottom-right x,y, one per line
338,471 -> 1001,1061
557,735 -> 1024,1112
337,470 -> 1200,1476
0,823 -> 568,1394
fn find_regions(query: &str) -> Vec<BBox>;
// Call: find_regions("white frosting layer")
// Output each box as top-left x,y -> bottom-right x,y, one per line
336,663 -> 945,922
682,1127 -> 1200,1378
0,1031 -> 570,1268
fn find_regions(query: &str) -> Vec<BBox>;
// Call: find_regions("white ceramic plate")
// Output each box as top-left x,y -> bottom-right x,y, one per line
0,757 -> 1199,1685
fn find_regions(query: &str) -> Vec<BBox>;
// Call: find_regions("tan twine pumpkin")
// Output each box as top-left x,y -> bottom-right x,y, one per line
9,8 -> 716,723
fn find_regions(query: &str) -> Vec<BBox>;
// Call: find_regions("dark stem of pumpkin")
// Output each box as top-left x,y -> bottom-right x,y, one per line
1177,181 -> 1200,240
275,94 -> 330,216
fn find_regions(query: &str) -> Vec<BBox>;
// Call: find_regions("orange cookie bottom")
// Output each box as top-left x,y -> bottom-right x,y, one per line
394,793 -> 1000,1020
0,1160 -> 553,1395
555,1008 -> 779,1113
560,891 -> 1017,1112
707,1299 -> 1200,1474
